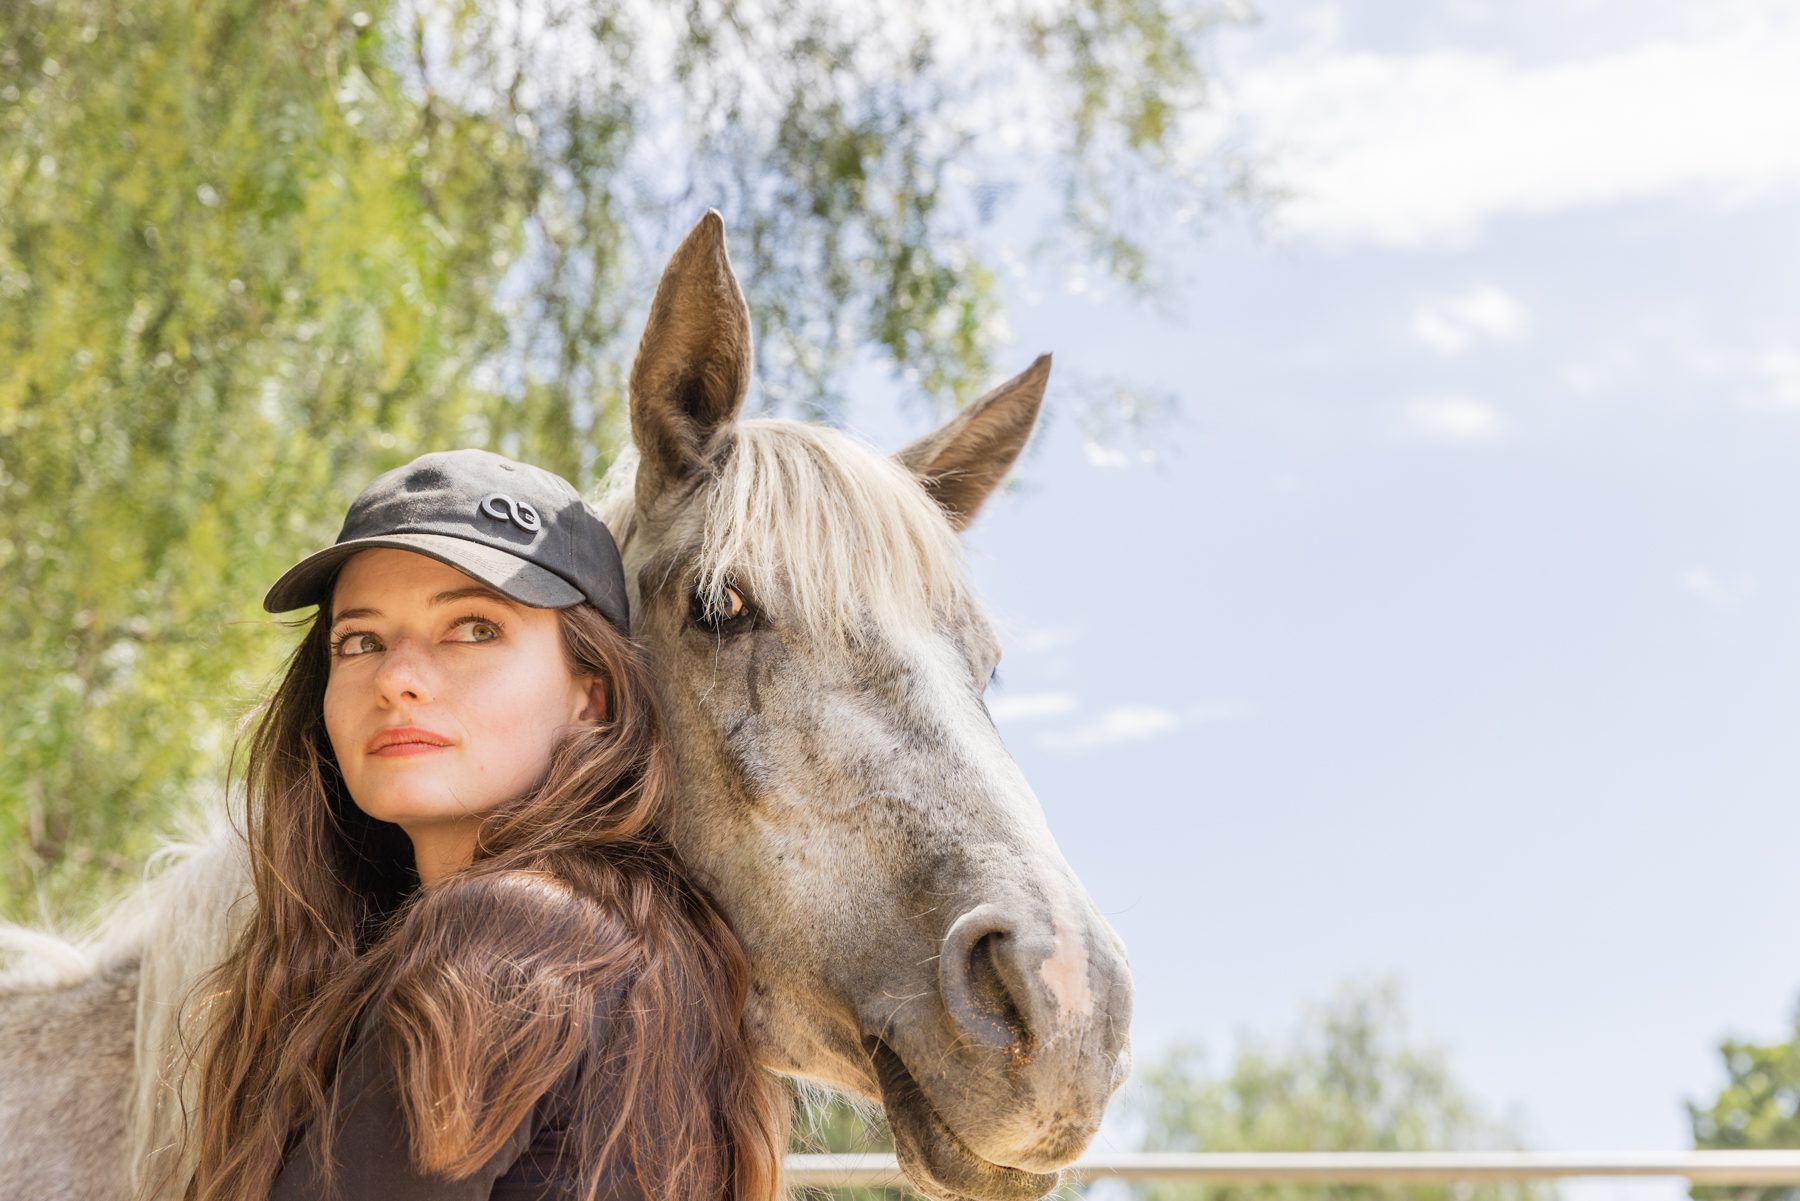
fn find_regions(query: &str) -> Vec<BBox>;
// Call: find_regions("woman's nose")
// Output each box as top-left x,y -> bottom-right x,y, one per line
372,641 -> 435,705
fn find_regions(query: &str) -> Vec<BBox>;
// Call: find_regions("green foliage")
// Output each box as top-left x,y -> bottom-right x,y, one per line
1689,1000 -> 1800,1201
0,0 -> 1247,923
1132,980 -> 1550,1201
1,0 -> 531,919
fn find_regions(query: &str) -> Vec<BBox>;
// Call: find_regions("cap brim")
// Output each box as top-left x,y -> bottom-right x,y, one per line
263,534 -> 584,614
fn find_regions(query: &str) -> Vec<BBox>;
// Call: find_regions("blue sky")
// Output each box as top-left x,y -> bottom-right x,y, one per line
840,1 -> 1800,1196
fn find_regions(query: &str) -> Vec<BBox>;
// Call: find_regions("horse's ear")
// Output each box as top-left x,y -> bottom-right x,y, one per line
895,354 -> 1051,531
628,211 -> 753,501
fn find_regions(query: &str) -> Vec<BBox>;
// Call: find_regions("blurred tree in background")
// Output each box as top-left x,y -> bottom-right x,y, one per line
786,980 -> 1556,1199
790,1091 -> 906,1201
1131,980 -> 1551,1201
0,0 -> 1255,921
1689,1000 -> 1800,1201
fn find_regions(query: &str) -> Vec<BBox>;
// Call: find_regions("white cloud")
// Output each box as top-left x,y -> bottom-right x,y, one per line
987,691 -> 1078,723
1041,700 -> 1253,753
1231,16 -> 1800,245
1083,439 -> 1130,468
1402,396 -> 1509,442
1676,344 -> 1800,410
1411,284 -> 1530,355
1683,568 -> 1753,609
1051,705 -> 1181,751
1751,348 -> 1800,408
1082,440 -> 1159,469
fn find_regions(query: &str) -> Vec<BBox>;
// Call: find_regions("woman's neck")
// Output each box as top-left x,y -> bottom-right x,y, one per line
403,818 -> 482,889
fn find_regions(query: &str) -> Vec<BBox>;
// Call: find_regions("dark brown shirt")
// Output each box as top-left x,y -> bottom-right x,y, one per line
268,1018 -> 646,1201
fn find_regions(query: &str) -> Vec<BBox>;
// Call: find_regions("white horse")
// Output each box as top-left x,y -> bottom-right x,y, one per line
0,213 -> 1133,1201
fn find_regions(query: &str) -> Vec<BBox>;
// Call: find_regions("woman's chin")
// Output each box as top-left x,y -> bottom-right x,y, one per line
351,786 -> 492,829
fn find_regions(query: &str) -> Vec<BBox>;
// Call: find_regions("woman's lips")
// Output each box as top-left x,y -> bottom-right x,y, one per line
366,726 -> 455,756
370,741 -> 452,758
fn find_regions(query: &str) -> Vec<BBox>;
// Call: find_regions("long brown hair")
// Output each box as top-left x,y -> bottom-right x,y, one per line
179,598 -> 787,1201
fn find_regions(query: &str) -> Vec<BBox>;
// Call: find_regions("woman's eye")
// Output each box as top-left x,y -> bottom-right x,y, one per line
450,616 -> 502,642
689,583 -> 756,632
334,632 -> 382,658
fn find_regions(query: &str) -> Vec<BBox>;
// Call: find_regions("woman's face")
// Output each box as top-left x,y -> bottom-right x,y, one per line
323,549 -> 600,846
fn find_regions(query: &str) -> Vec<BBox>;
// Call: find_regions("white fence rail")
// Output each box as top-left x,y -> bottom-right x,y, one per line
786,1152 -> 1800,1189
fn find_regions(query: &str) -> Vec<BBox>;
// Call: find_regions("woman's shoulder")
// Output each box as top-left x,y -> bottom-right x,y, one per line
414,864 -> 606,915
406,867 -> 629,944
351,868 -> 640,1175
383,867 -> 640,1012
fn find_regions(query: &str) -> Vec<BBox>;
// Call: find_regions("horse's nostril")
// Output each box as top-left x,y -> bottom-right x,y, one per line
956,929 -> 1033,1054
968,934 -> 1024,1033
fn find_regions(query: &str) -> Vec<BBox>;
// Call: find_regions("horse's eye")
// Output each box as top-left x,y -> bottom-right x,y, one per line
690,582 -> 756,632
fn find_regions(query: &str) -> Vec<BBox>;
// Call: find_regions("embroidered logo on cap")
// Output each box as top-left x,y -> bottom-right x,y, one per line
479,493 -> 542,532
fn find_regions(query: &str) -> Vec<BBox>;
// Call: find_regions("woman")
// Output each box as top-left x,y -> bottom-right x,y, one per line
178,449 -> 787,1201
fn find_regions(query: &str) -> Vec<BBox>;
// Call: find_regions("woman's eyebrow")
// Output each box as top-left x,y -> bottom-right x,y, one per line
329,587 -> 520,626
430,586 -> 521,610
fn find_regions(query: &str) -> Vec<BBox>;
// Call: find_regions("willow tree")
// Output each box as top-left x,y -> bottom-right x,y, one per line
0,0 -> 1253,919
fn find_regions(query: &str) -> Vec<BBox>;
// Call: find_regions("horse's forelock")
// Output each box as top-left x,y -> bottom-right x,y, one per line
681,420 -> 965,641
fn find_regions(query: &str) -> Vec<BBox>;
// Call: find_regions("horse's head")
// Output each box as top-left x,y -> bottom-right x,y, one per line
597,213 -> 1132,1201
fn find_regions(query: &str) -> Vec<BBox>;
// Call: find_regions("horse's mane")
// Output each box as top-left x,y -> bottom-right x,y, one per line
122,816 -> 254,1197
595,419 -> 965,643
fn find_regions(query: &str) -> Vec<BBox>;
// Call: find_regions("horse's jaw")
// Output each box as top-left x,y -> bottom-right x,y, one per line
869,1037 -> 1063,1201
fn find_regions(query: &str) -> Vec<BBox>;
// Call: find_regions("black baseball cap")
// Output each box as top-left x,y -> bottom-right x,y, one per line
263,449 -> 629,634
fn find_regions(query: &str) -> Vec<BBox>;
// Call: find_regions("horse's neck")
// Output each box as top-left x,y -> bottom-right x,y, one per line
128,823 -> 254,1199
